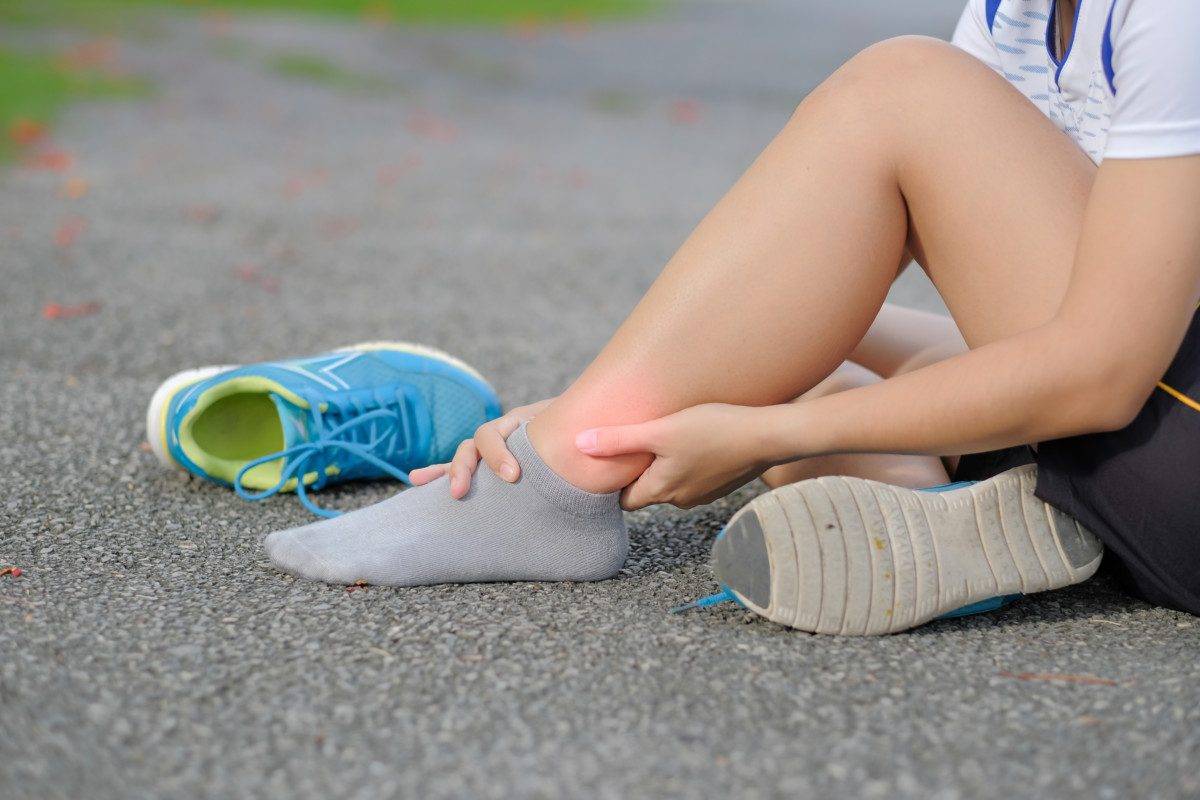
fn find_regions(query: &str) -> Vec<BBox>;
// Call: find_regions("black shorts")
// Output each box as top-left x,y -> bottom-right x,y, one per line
954,311 -> 1200,616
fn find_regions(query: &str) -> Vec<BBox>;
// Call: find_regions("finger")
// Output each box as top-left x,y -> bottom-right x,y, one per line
409,464 -> 448,486
449,440 -> 480,499
476,421 -> 520,482
492,412 -> 523,438
517,397 -> 554,419
575,421 -> 659,457
618,478 -> 657,511
618,485 -> 638,511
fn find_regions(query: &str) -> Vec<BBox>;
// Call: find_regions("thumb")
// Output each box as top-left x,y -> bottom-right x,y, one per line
575,421 -> 660,457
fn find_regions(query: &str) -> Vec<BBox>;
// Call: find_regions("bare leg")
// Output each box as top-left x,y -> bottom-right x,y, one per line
760,361 -> 951,489
760,302 -> 967,488
847,301 -> 965,379
528,36 -> 1094,494
264,37 -> 1096,592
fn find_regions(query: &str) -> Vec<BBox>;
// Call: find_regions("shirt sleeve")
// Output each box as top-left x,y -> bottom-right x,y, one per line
951,0 -> 1002,74
1104,0 -> 1200,159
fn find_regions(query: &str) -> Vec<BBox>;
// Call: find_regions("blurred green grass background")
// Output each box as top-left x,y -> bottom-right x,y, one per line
0,0 -> 655,27
0,0 -> 654,160
0,48 -> 147,162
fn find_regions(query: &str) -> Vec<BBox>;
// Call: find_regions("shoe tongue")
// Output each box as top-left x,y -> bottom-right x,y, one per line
269,392 -> 312,449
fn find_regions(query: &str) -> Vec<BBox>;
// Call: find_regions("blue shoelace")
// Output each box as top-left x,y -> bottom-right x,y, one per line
670,587 -> 1020,620
233,393 -> 417,518
670,587 -> 741,614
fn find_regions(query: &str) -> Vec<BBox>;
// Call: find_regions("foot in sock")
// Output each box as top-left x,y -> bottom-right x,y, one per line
263,424 -> 628,586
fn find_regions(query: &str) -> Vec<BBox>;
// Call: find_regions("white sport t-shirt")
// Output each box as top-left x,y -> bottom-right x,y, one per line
952,0 -> 1200,164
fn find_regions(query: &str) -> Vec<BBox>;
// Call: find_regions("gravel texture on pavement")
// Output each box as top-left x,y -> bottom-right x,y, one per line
2,2 -> 1197,798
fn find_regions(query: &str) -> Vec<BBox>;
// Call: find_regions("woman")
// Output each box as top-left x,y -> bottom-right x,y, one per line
263,0 -> 1200,633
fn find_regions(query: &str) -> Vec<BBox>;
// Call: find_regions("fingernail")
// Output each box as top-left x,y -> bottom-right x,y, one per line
500,463 -> 518,481
575,429 -> 598,453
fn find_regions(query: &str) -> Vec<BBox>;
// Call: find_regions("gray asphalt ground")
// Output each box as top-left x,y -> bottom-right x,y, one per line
2,2 -> 1198,798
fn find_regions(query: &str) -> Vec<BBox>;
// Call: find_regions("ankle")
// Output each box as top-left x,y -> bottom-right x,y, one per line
526,417 -> 648,495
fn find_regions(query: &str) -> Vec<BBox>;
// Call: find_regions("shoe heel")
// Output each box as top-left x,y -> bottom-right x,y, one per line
145,364 -> 233,468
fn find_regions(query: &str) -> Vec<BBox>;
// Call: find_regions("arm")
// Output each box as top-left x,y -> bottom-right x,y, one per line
788,0 -> 1199,461
770,156 -> 1200,461
577,156 -> 1200,509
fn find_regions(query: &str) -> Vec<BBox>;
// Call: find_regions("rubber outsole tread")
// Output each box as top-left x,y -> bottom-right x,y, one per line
714,465 -> 1103,635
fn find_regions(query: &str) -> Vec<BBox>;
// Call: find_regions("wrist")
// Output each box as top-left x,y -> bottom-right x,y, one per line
750,402 -> 825,466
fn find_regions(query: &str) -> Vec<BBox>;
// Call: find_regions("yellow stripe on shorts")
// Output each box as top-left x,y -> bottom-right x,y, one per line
1152,300 -> 1200,413
1156,381 -> 1200,414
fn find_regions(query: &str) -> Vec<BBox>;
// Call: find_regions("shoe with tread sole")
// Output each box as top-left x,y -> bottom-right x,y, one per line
709,465 -> 1103,635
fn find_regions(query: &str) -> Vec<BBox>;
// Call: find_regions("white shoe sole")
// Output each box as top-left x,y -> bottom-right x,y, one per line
144,340 -> 496,471
712,465 -> 1103,635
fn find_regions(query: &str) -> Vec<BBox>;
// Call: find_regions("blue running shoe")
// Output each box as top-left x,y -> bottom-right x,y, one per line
146,341 -> 502,516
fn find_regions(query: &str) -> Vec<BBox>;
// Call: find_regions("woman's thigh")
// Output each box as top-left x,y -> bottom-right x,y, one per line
840,37 -> 1098,346
528,38 -> 1096,492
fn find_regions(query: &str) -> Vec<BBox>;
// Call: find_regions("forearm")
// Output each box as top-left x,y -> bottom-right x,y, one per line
787,157 -> 1200,466
762,319 -> 1147,463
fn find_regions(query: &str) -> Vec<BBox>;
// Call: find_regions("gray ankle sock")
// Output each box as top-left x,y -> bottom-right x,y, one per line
263,424 -> 628,586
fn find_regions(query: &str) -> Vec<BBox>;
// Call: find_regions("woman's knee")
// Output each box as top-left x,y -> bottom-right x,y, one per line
851,35 -> 965,75
799,361 -> 882,401
893,339 -> 968,377
792,35 -> 987,131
